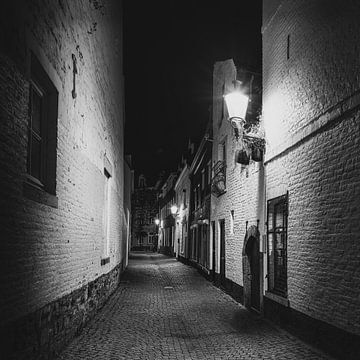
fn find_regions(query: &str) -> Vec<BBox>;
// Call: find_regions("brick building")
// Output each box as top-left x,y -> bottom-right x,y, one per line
210,60 -> 264,307
0,1 -> 127,358
131,174 -> 158,251
124,155 -> 134,265
262,1 -> 360,358
173,141 -> 195,261
188,125 -> 213,275
158,172 -> 178,256
174,165 -> 190,260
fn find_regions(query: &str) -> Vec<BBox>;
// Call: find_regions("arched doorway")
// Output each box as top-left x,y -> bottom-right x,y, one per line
243,226 -> 261,312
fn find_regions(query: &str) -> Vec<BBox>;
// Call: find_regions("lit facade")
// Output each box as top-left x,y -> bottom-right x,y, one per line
0,0 -> 127,358
262,1 -> 360,357
188,129 -> 213,274
131,175 -> 158,251
124,155 -> 134,267
174,164 -> 191,260
211,59 -> 264,307
158,172 -> 178,255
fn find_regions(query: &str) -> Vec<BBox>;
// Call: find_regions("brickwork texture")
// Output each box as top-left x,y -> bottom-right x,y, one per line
263,0 -> 360,337
0,0 -> 126,358
211,60 -> 265,291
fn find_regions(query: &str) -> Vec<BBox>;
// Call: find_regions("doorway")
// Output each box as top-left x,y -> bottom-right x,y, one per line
246,237 -> 260,311
243,225 -> 261,312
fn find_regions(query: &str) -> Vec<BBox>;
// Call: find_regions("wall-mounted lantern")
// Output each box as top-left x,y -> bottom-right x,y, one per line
170,205 -> 178,219
154,219 -> 160,226
224,80 -> 249,140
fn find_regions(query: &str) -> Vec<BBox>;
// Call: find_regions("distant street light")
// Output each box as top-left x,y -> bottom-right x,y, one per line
224,80 -> 249,140
155,219 -> 160,226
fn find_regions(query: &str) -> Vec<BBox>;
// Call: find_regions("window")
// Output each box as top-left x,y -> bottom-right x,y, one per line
197,184 -> 201,207
207,161 -> 212,184
230,210 -> 234,235
27,52 -> 58,196
219,82 -> 227,126
219,140 -> 226,164
201,169 -> 205,190
267,194 -> 288,297
287,34 -> 290,60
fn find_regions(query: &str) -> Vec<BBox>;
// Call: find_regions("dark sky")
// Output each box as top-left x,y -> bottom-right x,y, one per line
123,1 -> 262,185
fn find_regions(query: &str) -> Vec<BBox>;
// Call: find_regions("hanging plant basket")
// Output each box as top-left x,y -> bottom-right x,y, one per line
236,149 -> 250,165
251,146 -> 263,162
243,134 -> 266,163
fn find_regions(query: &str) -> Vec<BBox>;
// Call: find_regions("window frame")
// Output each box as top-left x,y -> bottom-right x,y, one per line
230,210 -> 234,235
267,193 -> 288,298
24,51 -> 59,207
28,79 -> 46,186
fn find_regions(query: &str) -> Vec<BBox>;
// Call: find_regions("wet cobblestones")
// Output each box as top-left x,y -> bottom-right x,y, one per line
57,253 -> 332,359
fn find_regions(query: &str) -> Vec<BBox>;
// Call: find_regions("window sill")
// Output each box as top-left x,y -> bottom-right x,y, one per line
264,291 -> 289,307
101,257 -> 110,266
23,180 -> 58,208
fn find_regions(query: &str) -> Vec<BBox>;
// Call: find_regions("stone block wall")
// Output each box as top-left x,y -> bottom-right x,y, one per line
0,0 -> 126,358
3,262 -> 124,360
263,0 -> 360,338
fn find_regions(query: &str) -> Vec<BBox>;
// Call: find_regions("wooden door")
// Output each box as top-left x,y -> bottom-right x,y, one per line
248,237 -> 260,311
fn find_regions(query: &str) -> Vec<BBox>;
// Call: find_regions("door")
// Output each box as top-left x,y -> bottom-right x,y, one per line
219,219 -> 225,286
248,237 -> 260,311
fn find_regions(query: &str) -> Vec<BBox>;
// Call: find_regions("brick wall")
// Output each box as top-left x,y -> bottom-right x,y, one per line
131,185 -> 158,249
263,0 -> 360,336
211,60 -> 265,288
174,165 -> 191,258
0,0 -> 126,357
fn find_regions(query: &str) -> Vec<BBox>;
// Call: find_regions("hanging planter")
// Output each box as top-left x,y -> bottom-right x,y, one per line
251,145 -> 263,162
236,148 -> 250,165
243,134 -> 265,163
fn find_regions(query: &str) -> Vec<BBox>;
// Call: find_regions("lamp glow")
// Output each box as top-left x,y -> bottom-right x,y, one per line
155,219 -> 160,225
224,92 -> 249,121
170,205 -> 178,216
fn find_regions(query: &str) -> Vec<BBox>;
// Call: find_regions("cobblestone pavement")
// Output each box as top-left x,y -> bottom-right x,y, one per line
57,253 -> 332,360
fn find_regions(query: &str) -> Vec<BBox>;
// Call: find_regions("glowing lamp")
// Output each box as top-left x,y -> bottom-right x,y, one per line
224,84 -> 249,140
224,92 -> 249,121
170,205 -> 178,217
155,219 -> 160,226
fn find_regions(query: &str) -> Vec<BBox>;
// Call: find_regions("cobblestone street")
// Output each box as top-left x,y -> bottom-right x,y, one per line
57,253 -> 331,360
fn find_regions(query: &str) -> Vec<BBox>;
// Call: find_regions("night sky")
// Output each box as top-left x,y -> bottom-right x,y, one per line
123,1 -> 262,185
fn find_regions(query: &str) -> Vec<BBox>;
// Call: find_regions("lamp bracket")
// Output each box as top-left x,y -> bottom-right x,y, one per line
229,117 -> 245,140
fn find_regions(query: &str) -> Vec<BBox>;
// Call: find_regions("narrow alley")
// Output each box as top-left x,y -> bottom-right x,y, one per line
57,253 -> 331,360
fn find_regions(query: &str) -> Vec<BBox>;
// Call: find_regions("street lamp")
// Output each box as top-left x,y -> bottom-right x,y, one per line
154,218 -> 160,252
224,80 -> 249,140
170,205 -> 178,219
